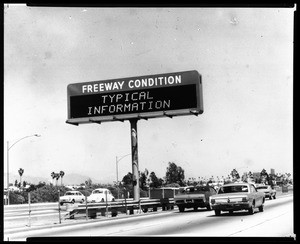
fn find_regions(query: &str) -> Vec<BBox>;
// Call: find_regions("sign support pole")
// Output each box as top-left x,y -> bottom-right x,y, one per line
85,194 -> 88,220
58,190 -> 61,224
28,192 -> 31,227
130,119 -> 140,201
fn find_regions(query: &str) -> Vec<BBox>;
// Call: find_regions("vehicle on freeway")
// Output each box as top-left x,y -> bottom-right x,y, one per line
3,190 -> 8,204
209,183 -> 265,216
174,185 -> 217,212
256,185 -> 276,200
87,188 -> 115,203
59,191 -> 85,205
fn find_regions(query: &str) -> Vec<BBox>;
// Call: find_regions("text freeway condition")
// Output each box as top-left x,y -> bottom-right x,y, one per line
66,70 -> 203,124
81,75 -> 182,93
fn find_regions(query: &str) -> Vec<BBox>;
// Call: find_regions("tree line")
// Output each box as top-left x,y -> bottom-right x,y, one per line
6,162 -> 292,204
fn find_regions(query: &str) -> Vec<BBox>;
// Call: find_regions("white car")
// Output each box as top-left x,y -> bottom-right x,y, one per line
59,190 -> 85,205
210,183 -> 265,215
87,188 -> 115,203
256,185 -> 276,200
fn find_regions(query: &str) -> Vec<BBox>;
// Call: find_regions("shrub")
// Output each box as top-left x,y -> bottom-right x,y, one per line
9,192 -> 25,204
140,190 -> 149,198
28,185 -> 69,203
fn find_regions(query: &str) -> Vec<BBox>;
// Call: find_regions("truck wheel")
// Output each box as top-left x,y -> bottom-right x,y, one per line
273,194 -> 276,199
269,196 -> 272,200
248,205 -> 254,215
259,204 -> 264,212
179,206 -> 185,212
215,210 -> 221,216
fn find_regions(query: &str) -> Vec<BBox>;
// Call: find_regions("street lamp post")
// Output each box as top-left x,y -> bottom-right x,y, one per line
6,134 -> 41,205
116,153 -> 131,199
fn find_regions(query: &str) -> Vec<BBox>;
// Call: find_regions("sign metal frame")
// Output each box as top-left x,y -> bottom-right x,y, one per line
66,70 -> 203,125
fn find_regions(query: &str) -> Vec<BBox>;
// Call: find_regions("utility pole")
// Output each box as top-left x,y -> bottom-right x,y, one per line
7,141 -> 9,205
116,156 -> 119,199
130,119 -> 140,201
6,134 -> 41,205
116,153 -> 130,199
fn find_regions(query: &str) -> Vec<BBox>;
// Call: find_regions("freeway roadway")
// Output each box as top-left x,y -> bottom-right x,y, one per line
4,194 -> 294,241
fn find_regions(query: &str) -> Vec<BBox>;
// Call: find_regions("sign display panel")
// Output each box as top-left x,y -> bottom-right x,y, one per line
67,70 -> 203,124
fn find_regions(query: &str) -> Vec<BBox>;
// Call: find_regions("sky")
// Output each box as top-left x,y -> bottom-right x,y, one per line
4,5 -> 294,185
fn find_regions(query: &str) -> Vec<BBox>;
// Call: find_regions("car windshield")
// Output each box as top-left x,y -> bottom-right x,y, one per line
178,186 -> 209,194
65,192 -> 75,195
218,185 -> 249,194
256,186 -> 268,189
197,186 -> 210,192
93,190 -> 103,194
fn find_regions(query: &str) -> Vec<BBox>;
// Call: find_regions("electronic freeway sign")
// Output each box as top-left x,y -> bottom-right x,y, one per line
66,70 -> 203,125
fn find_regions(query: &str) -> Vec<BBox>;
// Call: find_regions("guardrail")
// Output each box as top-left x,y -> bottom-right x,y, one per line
4,198 -> 176,228
4,202 -> 58,210
64,198 -> 175,219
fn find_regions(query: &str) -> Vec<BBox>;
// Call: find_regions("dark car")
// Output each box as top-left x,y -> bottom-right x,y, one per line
174,185 -> 217,212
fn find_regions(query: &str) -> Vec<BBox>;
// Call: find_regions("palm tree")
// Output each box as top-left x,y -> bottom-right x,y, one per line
51,172 -> 56,185
59,171 -> 65,186
55,173 -> 60,186
18,168 -> 24,190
